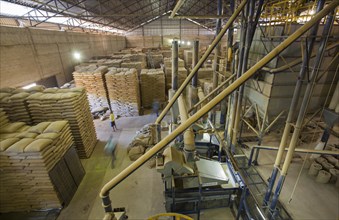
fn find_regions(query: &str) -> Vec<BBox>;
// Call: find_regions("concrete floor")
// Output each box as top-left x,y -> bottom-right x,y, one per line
58,114 -> 235,220
56,114 -> 338,220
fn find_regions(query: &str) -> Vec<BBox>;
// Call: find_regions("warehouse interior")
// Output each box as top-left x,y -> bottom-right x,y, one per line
0,0 -> 338,219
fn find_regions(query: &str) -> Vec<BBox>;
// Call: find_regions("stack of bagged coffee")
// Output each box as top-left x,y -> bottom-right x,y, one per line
121,53 -> 147,74
163,58 -> 187,90
0,89 -> 32,125
91,59 -> 122,68
105,68 -> 141,117
26,88 -> 97,158
161,50 -> 172,58
72,65 -> 110,110
0,108 -> 9,127
146,52 -> 163,68
0,121 -> 74,212
140,69 -> 166,108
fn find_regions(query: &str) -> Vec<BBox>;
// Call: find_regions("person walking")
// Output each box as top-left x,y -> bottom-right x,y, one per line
152,100 -> 160,117
109,111 -> 117,132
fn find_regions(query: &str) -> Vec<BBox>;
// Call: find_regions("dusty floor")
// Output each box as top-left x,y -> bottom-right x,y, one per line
55,113 -> 337,220
57,114 -> 236,220
241,131 -> 339,220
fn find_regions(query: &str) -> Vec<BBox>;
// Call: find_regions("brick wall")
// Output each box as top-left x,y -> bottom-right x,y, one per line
0,26 -> 126,87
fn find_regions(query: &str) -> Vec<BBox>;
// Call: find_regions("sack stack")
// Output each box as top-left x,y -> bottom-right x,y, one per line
121,53 -> 147,74
105,68 -> 141,117
0,108 -> 9,127
26,88 -> 97,158
0,120 -> 79,212
146,53 -> 163,68
72,65 -> 110,110
140,69 -> 166,108
89,59 -> 122,68
0,92 -> 32,125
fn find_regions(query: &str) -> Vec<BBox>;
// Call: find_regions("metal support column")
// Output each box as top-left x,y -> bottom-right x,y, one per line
192,40 -> 199,87
220,0 -> 235,126
210,0 -> 223,123
264,0 -> 325,205
172,40 -> 179,90
270,10 -> 335,212
190,40 -> 200,113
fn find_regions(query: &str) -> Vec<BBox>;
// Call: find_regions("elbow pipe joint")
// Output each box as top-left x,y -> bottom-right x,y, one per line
101,193 -> 113,213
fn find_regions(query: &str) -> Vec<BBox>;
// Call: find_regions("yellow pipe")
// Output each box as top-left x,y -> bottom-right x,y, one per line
178,95 -> 195,151
99,1 -> 338,213
155,0 -> 248,124
169,0 -> 187,18
188,73 -> 236,113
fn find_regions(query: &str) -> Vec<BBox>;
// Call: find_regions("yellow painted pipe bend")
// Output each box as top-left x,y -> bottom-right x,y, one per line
148,212 -> 193,220
99,0 -> 339,205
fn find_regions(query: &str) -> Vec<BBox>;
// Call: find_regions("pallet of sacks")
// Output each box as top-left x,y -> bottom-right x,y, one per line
121,53 -> 147,74
0,108 -> 10,128
26,88 -> 97,158
105,68 -> 141,117
145,52 -> 163,68
0,89 -> 33,125
89,59 -> 122,68
140,69 -> 166,108
0,120 -> 84,212
72,65 -> 110,110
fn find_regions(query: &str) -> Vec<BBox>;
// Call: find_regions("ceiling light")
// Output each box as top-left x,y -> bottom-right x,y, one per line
73,52 -> 81,60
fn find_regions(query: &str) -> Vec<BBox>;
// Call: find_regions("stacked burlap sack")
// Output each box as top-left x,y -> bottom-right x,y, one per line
127,124 -> 158,168
140,69 -> 166,108
0,87 -> 45,125
308,155 -> 339,186
26,88 -> 97,158
0,121 -> 74,212
73,65 -> 110,110
105,68 -> 141,117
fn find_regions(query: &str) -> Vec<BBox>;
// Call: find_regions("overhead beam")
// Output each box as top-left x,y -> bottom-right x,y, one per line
173,15 -> 229,19
170,0 -> 187,18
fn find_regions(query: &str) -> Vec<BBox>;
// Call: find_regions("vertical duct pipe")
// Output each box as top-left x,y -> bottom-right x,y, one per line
178,95 -> 195,161
228,2 -> 249,147
270,10 -> 335,212
192,40 -> 200,87
232,0 -> 258,146
172,40 -> 179,90
264,0 -> 325,205
169,40 -> 180,124
220,0 -> 235,126
210,0 -> 223,123
190,40 -> 200,113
